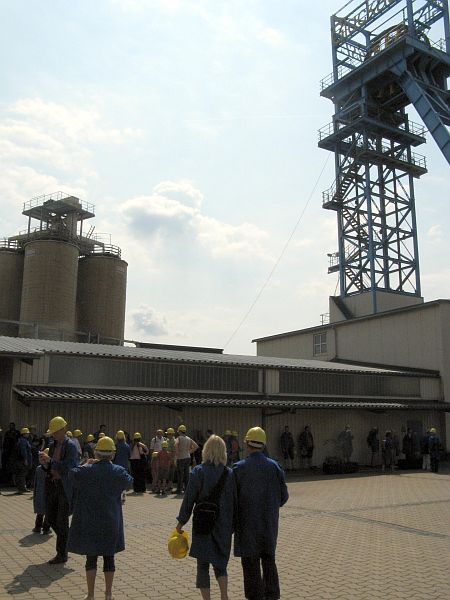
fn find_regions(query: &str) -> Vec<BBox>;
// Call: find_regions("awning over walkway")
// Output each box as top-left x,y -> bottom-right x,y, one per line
13,386 -> 450,411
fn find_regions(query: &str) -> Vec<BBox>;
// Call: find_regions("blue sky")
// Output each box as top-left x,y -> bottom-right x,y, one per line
1,0 -> 449,354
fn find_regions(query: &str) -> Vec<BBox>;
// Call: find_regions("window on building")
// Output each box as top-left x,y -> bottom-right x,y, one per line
313,332 -> 327,355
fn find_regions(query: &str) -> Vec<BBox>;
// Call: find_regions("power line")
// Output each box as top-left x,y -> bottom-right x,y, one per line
223,153 -> 331,350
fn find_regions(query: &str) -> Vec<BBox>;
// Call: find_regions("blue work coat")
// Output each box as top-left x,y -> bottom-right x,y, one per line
177,462 -> 236,570
48,437 -> 79,504
33,465 -> 47,514
17,436 -> 32,465
68,461 -> 133,556
114,441 -> 131,470
232,451 -> 288,558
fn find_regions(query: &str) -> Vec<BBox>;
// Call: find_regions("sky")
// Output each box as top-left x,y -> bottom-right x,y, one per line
1,0 -> 449,355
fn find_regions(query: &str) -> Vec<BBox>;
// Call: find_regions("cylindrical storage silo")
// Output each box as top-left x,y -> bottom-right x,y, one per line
0,250 -> 24,336
19,240 -> 79,340
77,255 -> 128,344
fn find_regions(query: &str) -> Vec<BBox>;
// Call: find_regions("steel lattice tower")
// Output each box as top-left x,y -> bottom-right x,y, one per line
319,0 -> 450,317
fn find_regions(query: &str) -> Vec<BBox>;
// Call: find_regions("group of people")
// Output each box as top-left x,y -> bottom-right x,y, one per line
3,416 -> 288,600
279,425 -> 315,470
367,426 -> 443,472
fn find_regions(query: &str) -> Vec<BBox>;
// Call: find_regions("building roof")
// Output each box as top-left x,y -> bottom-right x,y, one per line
13,386 -> 450,411
0,337 -> 44,359
252,298 -> 450,343
0,336 -> 421,376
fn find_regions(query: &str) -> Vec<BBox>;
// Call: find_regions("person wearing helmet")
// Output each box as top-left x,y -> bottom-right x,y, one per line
38,415 -> 79,564
175,425 -> 198,495
68,436 -> 133,600
32,448 -> 51,534
165,427 -> 177,490
150,428 -> 166,452
72,430 -> 83,459
113,431 -> 131,504
94,424 -> 106,442
232,427 -> 288,600
156,440 -> 171,495
14,427 -> 32,494
83,435 -> 96,461
176,435 -> 236,600
129,433 -> 149,493
428,428 -> 441,473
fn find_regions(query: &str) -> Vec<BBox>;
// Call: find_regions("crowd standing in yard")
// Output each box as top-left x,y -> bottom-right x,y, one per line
0,417 -> 446,600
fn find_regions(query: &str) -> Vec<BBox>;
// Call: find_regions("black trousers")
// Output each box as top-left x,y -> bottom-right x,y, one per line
176,458 -> 190,493
35,513 -> 51,531
130,459 -> 146,492
45,480 -> 70,558
241,554 -> 280,600
14,461 -> 28,492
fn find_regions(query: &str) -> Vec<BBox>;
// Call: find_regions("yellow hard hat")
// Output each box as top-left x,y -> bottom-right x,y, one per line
48,416 -> 67,435
244,427 -> 266,447
167,529 -> 190,560
430,427 -> 437,433
162,441 -> 168,449
232,431 -> 238,436
116,430 -> 125,440
224,430 -> 232,436
86,434 -> 95,442
133,432 -> 142,440
73,429 -> 82,437
43,448 -> 49,455
166,427 -> 175,434
20,427 -> 30,435
66,431 -> 73,438
178,425 -> 186,433
96,436 -> 116,452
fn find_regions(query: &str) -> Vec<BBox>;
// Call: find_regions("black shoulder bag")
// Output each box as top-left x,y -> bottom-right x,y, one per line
193,466 -> 229,535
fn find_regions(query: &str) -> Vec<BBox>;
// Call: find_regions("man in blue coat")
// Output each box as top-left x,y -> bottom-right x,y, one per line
233,427 -> 288,600
14,427 -> 32,493
39,416 -> 79,564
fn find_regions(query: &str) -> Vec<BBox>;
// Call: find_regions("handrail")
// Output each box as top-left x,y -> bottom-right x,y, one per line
24,192 -> 95,215
318,117 -> 425,141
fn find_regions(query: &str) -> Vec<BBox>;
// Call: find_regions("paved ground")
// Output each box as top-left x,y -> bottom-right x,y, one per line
1,467 -> 450,599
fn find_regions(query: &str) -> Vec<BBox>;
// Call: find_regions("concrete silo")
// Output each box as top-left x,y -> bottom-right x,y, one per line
19,240 -> 79,340
0,245 -> 24,336
77,252 -> 128,343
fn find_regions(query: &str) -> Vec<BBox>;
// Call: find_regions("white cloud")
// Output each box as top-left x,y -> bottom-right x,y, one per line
426,224 -> 443,243
120,180 -> 270,260
130,305 -> 171,336
257,27 -> 286,48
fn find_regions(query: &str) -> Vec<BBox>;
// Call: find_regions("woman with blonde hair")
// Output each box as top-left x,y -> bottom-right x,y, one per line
176,435 -> 236,600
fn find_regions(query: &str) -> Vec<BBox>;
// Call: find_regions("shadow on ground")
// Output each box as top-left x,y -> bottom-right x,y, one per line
5,562 -> 74,594
19,533 -> 52,547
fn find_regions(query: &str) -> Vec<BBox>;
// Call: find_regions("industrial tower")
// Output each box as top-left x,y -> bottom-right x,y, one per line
319,0 -> 450,321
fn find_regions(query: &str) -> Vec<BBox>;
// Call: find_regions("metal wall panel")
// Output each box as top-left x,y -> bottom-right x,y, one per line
263,409 -> 444,467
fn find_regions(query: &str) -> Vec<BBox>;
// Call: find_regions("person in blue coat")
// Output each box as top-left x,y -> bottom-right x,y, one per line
176,434 -> 236,600
32,449 -> 50,534
14,427 -> 32,493
113,429 -> 131,503
39,416 -> 79,564
232,427 -> 288,600
68,435 -> 133,600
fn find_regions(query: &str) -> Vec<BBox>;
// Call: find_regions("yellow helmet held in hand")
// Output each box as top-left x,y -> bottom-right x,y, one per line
20,427 -> 30,435
244,427 -> 266,447
48,416 -> 67,435
96,436 -> 116,452
43,448 -> 49,455
73,429 -> 82,437
162,441 -> 168,449
86,434 -> 95,442
168,529 -> 190,560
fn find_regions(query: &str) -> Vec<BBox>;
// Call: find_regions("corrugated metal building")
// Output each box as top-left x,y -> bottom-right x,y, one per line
0,336 -> 448,466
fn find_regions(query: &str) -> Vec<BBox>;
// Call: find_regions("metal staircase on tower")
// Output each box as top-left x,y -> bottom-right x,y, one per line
319,0 -> 450,312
